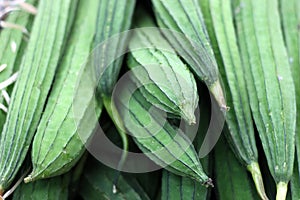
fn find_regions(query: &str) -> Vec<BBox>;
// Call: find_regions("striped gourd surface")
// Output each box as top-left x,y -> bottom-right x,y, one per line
161,97 -> 211,200
151,0 -> 226,111
113,79 -> 211,186
94,0 -> 136,97
199,0 -> 267,198
128,12 -> 199,124
0,0 -> 37,129
235,0 -> 296,198
0,0 -> 77,193
280,0 -> 300,186
25,0 -> 102,182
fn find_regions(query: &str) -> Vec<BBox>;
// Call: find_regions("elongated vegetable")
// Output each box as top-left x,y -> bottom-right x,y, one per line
279,0 -> 300,180
113,79 -> 211,186
199,0 -> 267,199
128,12 -> 199,124
235,0 -> 296,199
280,1 -> 300,198
161,100 -> 211,200
0,0 -> 36,129
79,157 -> 150,200
0,0 -> 77,193
151,0 -> 226,111
24,0 -> 101,182
94,0 -> 135,97
93,0 -> 136,173
13,174 -> 70,200
214,135 -> 259,200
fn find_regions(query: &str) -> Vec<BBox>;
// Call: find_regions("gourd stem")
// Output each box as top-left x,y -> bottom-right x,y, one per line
247,162 -> 269,200
276,181 -> 288,200
103,96 -> 128,180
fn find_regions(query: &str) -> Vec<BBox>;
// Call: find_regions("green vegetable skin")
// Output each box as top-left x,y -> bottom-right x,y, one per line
79,157 -> 150,200
13,173 -> 70,200
128,13 -> 199,124
161,97 -> 211,200
93,0 -> 136,172
199,0 -> 267,199
114,79 -> 211,186
0,0 -> 77,193
235,0 -> 296,199
280,0 -> 300,185
0,0 -> 37,130
24,0 -> 101,182
151,0 -> 227,112
214,135 -> 259,200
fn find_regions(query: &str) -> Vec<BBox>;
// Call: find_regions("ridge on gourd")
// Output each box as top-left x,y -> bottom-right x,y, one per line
24,0 -> 101,183
151,0 -> 227,112
0,0 -> 37,130
235,0 -> 296,199
128,11 -> 199,125
279,0 -> 300,183
113,78 -> 212,187
0,0 -> 77,194
94,0 -> 136,97
199,0 -> 267,199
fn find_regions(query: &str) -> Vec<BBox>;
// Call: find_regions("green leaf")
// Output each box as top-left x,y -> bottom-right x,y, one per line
13,174 -> 70,200
214,135 -> 259,200
290,155 -> 300,200
0,0 -> 37,130
79,157 -> 150,200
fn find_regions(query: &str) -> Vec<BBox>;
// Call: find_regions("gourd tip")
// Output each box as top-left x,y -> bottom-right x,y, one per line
204,178 -> 214,188
23,176 -> 32,183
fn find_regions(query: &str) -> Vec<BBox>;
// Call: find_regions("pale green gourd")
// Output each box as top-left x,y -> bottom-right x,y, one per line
0,0 -> 37,130
128,13 -> 199,124
113,79 -> 211,186
151,0 -> 226,111
24,0 -> 101,182
199,0 -> 267,198
235,0 -> 296,199
0,0 -> 77,193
